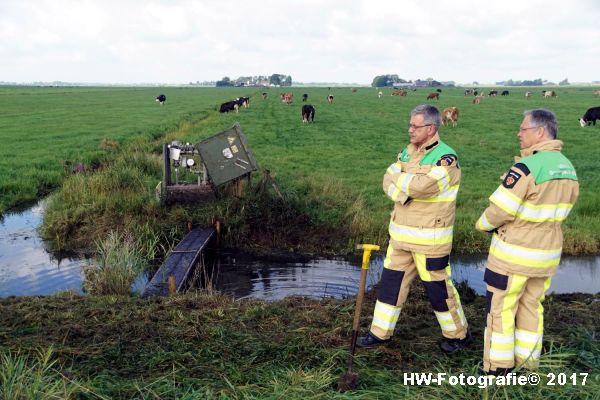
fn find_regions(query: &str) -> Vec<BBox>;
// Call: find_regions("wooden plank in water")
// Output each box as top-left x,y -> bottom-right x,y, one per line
142,227 -> 215,297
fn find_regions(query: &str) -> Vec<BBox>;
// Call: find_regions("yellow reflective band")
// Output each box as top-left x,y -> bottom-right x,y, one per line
491,332 -> 515,344
501,274 -> 527,333
491,342 -> 514,351
516,202 -> 573,222
414,253 -> 432,281
413,185 -> 459,203
372,316 -> 399,331
387,182 -> 401,200
515,329 -> 541,344
383,247 -> 394,269
372,300 -> 401,331
373,300 -> 401,318
490,235 -> 562,268
396,173 -> 415,196
427,167 -> 450,193
490,186 -> 522,216
489,348 -> 515,361
434,311 -> 457,332
389,222 -> 453,246
515,346 -> 541,360
476,212 -> 495,231
387,163 -> 402,174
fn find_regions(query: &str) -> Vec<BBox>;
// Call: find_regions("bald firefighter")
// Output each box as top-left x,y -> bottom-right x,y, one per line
476,109 -> 579,375
357,104 -> 472,352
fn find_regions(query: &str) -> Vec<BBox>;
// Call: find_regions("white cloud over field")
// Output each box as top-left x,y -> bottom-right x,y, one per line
1,0 -> 598,84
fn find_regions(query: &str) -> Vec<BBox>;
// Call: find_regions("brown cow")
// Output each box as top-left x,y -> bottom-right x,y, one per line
543,90 -> 557,98
426,92 -> 439,100
280,92 -> 293,104
473,95 -> 483,104
442,107 -> 459,127
594,90 -> 600,97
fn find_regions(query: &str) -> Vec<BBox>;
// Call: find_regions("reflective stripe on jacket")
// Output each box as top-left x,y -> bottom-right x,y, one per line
383,133 -> 460,255
476,140 -> 579,277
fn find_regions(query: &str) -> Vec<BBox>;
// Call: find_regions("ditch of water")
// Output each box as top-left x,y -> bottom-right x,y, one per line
1,202 -> 598,299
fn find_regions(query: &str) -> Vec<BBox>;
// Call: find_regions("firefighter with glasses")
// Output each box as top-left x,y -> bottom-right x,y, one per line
476,109 -> 579,375
358,104 -> 472,353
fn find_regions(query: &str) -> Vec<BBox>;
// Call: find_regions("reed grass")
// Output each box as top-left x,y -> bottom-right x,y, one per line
82,231 -> 147,295
0,348 -> 79,400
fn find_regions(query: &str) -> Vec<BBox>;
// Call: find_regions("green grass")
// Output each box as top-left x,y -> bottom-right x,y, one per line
82,231 -> 148,296
2,86 -> 600,254
0,86 -> 237,214
0,290 -> 598,399
0,347 -> 80,399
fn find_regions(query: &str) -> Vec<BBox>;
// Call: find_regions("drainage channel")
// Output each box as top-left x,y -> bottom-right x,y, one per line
1,203 -> 598,299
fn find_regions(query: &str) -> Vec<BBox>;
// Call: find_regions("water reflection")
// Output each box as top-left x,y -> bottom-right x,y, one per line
1,203 -> 598,299
198,250 -> 600,300
452,254 -> 600,296
197,251 -> 383,300
0,202 -> 85,296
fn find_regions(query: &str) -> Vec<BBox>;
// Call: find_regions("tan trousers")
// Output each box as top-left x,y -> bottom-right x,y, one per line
369,245 -> 468,341
483,268 -> 552,373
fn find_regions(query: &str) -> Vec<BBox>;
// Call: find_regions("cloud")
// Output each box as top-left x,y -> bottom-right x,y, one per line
0,0 -> 598,83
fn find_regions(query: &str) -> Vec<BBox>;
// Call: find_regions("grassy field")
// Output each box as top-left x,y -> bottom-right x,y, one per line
0,86 -> 236,214
2,86 -> 599,398
1,289 -> 598,399
2,85 -> 594,255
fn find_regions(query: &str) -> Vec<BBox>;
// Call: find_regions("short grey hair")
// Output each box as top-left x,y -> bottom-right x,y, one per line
411,104 -> 442,128
524,108 -> 558,139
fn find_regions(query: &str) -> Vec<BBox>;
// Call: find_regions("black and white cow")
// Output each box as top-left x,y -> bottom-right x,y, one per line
580,107 -> 600,127
236,96 -> 250,108
155,94 -> 167,105
302,105 -> 315,123
219,101 -> 239,113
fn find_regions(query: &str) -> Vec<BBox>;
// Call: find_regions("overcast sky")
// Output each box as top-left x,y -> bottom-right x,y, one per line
1,0 -> 599,85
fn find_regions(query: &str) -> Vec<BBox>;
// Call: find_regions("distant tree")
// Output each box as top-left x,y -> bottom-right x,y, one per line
216,77 -> 232,87
283,76 -> 292,86
269,74 -> 282,86
372,75 -> 387,87
559,78 -> 570,86
371,74 -> 407,87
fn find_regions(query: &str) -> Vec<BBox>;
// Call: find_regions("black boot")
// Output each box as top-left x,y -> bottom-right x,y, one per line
356,332 -> 391,348
440,329 -> 473,353
480,367 -> 515,376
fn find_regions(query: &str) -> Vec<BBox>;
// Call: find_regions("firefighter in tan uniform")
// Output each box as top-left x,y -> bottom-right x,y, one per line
358,105 -> 472,353
476,109 -> 579,375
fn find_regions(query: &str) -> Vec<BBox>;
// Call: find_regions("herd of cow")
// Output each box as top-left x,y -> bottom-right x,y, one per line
155,88 -> 600,128
218,97 -> 251,113
214,91 -> 334,124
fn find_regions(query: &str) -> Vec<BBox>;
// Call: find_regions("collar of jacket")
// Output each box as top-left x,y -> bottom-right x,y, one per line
519,139 -> 563,158
408,133 -> 440,155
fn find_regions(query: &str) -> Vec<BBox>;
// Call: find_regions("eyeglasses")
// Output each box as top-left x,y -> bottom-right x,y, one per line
519,126 -> 539,132
408,123 -> 433,130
